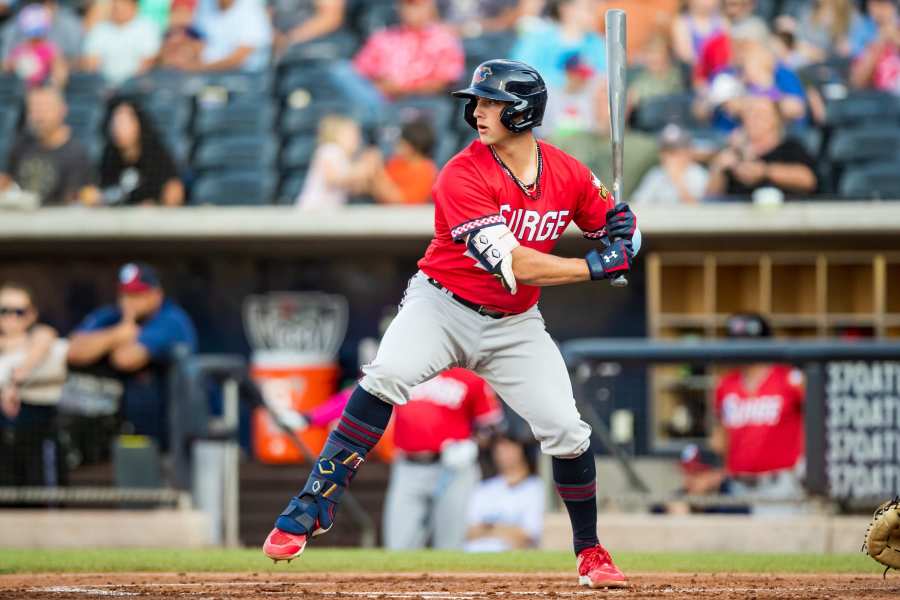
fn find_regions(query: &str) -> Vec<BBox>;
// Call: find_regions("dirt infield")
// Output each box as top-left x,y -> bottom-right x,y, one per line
1,572 -> 897,599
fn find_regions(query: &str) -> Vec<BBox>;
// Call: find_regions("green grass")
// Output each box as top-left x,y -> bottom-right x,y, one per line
0,549 -> 881,575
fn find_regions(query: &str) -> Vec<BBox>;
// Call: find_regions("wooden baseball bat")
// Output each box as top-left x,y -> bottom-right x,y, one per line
605,9 -> 628,288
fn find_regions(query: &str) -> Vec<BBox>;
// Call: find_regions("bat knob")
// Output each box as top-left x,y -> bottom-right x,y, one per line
610,275 -> 629,288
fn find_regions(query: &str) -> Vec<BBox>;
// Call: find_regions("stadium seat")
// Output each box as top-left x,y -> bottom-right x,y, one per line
276,169 -> 309,205
797,58 -> 851,98
279,100 -> 361,135
827,127 -> 900,166
140,92 -> 193,137
461,31 -> 517,66
278,31 -> 358,67
65,72 -> 108,101
191,170 -> 277,205
193,101 -> 275,137
276,65 -> 343,101
192,134 -> 278,172
350,0 -> 397,39
633,93 -> 697,132
0,105 -> 21,139
280,135 -> 317,170
838,162 -> 900,199
824,91 -> 900,128
389,96 -> 455,129
0,73 -> 24,105
65,100 -> 104,140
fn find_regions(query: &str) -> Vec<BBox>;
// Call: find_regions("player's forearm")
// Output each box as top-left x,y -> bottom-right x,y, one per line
511,246 -> 590,287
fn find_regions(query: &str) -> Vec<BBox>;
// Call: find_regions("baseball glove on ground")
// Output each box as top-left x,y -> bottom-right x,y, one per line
863,496 -> 900,576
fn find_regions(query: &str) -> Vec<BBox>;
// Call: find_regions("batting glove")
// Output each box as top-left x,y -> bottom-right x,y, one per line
586,238 -> 632,281
605,202 -> 637,241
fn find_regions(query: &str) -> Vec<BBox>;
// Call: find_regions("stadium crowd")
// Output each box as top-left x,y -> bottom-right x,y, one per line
0,0 -> 898,207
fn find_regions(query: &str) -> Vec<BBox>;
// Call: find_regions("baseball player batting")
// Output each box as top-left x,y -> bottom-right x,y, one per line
263,59 -> 640,589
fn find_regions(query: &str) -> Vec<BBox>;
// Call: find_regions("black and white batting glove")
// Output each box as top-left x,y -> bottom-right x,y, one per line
585,238 -> 632,281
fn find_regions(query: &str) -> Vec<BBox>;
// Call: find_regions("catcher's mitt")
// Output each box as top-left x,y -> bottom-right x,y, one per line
863,496 -> 900,577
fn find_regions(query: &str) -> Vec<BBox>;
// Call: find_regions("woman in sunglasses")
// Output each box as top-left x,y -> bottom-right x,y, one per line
0,282 -> 66,486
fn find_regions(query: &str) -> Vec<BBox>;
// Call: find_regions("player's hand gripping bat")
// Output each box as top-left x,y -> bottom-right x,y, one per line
605,9 -> 629,288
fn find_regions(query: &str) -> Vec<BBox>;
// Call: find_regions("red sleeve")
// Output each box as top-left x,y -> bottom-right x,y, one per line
435,159 -> 503,242
572,166 -> 616,241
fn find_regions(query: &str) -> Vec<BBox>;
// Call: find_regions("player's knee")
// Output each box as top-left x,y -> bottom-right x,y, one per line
359,360 -> 420,406
538,418 -> 591,458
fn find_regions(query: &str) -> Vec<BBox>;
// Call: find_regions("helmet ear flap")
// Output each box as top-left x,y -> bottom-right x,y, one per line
464,98 -> 478,131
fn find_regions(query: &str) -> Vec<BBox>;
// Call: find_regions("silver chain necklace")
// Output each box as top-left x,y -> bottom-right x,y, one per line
490,143 -> 543,201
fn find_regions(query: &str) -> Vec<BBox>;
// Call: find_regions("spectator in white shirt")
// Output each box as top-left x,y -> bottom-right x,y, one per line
178,0 -> 271,72
464,434 -> 545,552
633,124 -> 709,205
82,0 -> 161,85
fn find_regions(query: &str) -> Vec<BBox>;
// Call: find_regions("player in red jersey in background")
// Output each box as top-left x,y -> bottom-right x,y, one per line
713,313 -> 806,513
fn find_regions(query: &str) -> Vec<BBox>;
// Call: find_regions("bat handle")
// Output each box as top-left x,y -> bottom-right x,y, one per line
610,273 -> 629,288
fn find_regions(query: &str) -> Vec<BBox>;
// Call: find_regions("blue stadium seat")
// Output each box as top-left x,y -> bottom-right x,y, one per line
828,127 -> 900,166
192,134 -> 278,172
633,93 -> 697,132
278,31 -> 358,67
194,101 -> 275,136
280,135 -> 317,170
65,72 -> 108,101
0,73 -> 24,105
276,168 -> 309,205
191,170 -> 277,205
0,105 -> 21,139
838,162 -> 900,199
65,100 -> 104,140
824,91 -> 900,128
350,0 -> 397,38
279,100 -> 360,135
389,96 -> 454,129
140,91 -> 193,136
277,65 -> 343,101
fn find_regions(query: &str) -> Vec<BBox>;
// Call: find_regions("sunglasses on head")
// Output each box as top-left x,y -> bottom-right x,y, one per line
0,306 -> 29,317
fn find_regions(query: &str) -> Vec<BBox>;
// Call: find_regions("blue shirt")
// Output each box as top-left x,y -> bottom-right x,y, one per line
76,298 -> 197,359
510,19 -> 606,90
75,299 -> 197,443
712,65 -> 808,132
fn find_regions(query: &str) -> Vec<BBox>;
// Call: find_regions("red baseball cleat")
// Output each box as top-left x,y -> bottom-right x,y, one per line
576,544 -> 627,588
263,527 -> 308,562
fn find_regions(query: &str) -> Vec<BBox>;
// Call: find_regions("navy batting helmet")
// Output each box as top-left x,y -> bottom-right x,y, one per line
451,59 -> 548,134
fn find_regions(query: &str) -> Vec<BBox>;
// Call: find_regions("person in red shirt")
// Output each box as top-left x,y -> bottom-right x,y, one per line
264,59 -> 639,589
713,313 -> 806,513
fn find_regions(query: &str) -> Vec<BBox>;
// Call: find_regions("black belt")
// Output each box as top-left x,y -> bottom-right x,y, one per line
426,277 -> 511,319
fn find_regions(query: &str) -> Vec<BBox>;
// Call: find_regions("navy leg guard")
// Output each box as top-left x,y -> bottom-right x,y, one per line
274,436 -> 368,536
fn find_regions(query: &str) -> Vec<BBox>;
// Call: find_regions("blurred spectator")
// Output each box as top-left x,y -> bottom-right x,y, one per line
596,0 -> 680,56
788,0 -> 868,64
384,368 -> 503,550
295,114 -> 381,209
693,0 -> 769,87
141,0 -> 174,31
439,0 -> 536,36
156,0 -> 204,69
0,281 -> 67,487
97,97 -> 184,206
633,124 -> 708,205
371,118 -> 438,205
697,21 -> 807,132
627,35 -> 684,117
3,4 -> 68,88
464,433 -> 544,552
82,0 -> 161,85
850,0 -> 900,95
671,0 -> 725,66
67,262 -> 197,445
659,444 -> 748,515
174,0 -> 271,72
349,0 -> 463,111
0,86 -> 95,206
550,78 -> 658,199
270,0 -> 344,56
712,313 -> 805,514
1,0 -> 83,64
541,52 -> 604,138
705,96 -> 816,199
511,0 -> 605,90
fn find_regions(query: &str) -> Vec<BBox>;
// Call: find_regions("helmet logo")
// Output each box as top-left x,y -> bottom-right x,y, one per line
473,66 -> 492,84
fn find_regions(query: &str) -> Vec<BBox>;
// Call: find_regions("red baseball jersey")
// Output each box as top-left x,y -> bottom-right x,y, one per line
714,365 -> 805,475
418,139 -> 615,314
393,367 -> 503,453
